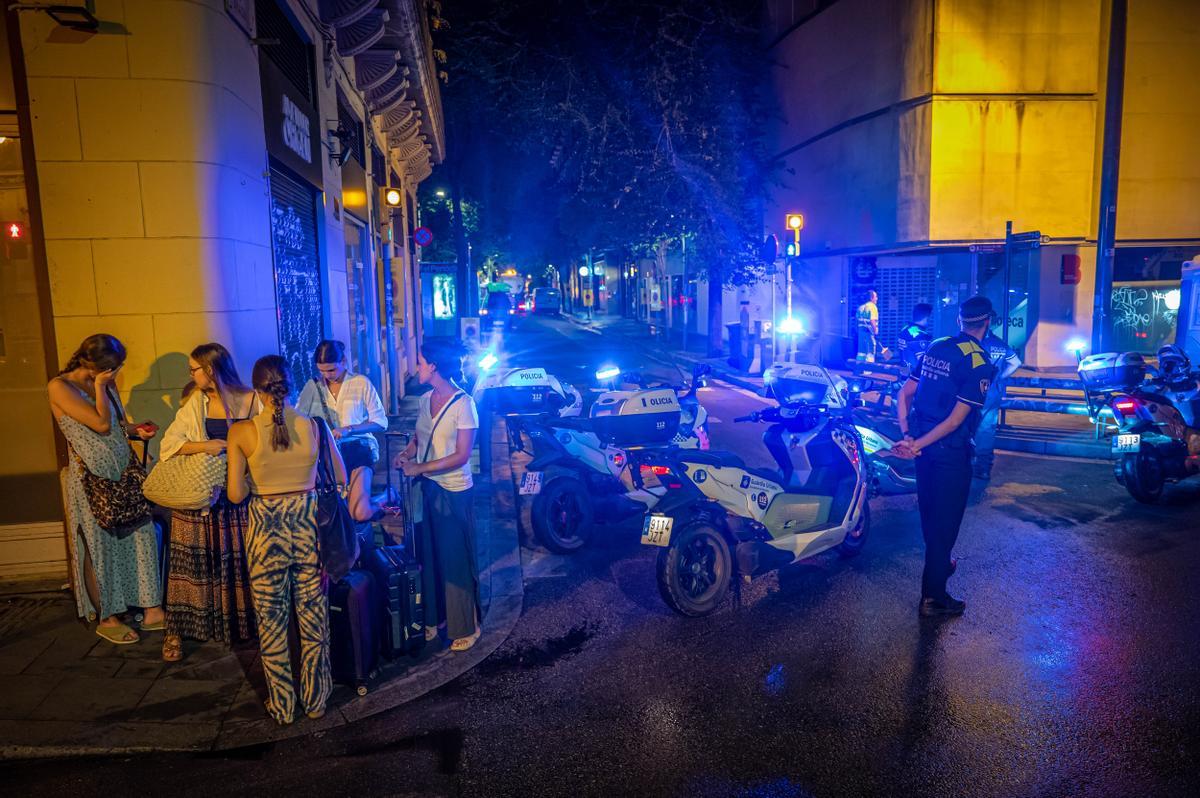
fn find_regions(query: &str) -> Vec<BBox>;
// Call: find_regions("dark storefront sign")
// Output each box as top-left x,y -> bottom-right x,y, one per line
260,57 -> 323,188
269,164 -> 324,386
338,92 -> 369,222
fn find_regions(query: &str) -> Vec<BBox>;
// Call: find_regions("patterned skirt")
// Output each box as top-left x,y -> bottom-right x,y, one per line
164,502 -> 257,643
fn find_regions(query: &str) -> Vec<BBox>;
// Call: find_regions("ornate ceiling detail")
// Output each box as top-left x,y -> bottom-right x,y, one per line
318,0 -> 378,29
335,9 -> 389,58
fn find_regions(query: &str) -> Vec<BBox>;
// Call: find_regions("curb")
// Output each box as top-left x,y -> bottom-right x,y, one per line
0,428 -> 525,760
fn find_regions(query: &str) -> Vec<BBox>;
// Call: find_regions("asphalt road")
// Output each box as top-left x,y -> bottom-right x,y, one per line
5,316 -> 1199,798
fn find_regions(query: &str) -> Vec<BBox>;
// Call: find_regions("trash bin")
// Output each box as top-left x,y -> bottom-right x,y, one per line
726,323 -> 744,370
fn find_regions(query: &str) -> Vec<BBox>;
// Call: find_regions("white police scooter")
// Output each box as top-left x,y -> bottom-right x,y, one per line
764,362 -> 915,496
633,363 -> 869,617
494,363 -> 711,553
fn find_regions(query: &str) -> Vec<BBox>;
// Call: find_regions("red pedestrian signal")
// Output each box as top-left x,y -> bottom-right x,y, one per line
4,221 -> 24,239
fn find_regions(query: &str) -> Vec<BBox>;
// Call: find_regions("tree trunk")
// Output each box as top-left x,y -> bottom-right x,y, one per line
707,266 -> 723,357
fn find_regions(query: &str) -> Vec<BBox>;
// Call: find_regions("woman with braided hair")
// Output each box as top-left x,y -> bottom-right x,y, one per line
227,355 -> 346,724
48,334 -> 163,644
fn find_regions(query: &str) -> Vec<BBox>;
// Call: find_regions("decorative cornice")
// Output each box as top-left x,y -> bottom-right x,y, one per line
318,0 -> 379,29
335,9 -> 389,58
353,50 -> 399,92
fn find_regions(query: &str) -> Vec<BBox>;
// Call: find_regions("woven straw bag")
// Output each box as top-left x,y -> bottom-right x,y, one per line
142,453 -> 227,510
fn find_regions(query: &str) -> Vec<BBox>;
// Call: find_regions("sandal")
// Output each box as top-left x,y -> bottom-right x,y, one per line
306,707 -> 326,720
96,623 -> 140,645
450,628 -> 481,652
162,635 -> 183,662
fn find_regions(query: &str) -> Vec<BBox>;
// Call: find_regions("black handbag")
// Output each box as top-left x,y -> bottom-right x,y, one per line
314,418 -> 359,582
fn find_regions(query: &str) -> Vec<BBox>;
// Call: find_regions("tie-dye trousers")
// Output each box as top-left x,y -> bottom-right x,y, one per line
246,491 -> 331,724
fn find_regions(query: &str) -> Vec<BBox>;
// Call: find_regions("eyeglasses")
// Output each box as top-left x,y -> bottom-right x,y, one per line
188,366 -> 203,374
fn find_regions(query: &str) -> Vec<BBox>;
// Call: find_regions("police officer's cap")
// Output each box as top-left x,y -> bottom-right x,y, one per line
959,295 -> 994,324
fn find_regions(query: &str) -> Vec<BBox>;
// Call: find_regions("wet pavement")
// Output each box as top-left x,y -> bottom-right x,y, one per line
3,316 -> 1199,797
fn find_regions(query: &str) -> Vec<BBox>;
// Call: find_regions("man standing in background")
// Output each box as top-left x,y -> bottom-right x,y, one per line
856,290 -> 879,363
973,324 -> 1022,483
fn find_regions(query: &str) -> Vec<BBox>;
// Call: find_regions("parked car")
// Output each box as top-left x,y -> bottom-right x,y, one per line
532,287 -> 562,315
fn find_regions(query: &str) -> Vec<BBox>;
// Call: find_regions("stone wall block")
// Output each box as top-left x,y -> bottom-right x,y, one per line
26,78 -> 81,161
45,240 -> 97,317
39,162 -> 144,239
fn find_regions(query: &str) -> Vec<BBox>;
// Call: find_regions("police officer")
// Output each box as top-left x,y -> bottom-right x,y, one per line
894,296 -> 997,618
855,290 -> 879,363
896,302 -> 933,374
973,324 -> 1022,482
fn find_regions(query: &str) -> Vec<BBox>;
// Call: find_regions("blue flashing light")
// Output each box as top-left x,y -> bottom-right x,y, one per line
596,365 -> 620,381
1066,338 -> 1087,355
479,352 -> 499,371
777,316 -> 804,335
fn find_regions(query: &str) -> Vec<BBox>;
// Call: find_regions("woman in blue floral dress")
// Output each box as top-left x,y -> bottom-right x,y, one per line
48,334 -> 163,645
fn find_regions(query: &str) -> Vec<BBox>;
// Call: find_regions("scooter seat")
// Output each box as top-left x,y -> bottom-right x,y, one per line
678,452 -> 781,485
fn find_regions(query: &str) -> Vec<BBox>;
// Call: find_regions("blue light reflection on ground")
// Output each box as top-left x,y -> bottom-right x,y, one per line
764,663 -> 786,696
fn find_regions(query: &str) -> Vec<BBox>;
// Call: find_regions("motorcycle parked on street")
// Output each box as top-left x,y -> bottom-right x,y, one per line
483,363 -> 712,553
1080,346 -> 1200,503
764,362 -> 915,496
632,366 -> 869,617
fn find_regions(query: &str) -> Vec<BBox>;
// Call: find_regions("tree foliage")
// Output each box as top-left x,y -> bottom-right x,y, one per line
440,0 -> 770,286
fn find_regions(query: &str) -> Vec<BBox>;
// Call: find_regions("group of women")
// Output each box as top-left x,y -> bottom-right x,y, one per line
48,333 -> 481,726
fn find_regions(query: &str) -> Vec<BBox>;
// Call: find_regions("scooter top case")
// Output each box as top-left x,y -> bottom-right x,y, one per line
589,388 -> 682,448
763,363 -> 848,407
473,367 -> 583,417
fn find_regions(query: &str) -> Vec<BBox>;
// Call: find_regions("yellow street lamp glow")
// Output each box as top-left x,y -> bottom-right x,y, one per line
786,213 -> 804,231
384,188 -> 402,207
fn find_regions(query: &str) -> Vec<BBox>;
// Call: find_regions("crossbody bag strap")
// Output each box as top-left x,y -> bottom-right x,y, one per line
312,378 -> 336,429
313,417 -> 337,488
421,391 -> 465,463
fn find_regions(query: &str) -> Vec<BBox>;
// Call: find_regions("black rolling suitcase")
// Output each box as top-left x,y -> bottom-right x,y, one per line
329,569 -> 379,695
363,545 -> 425,658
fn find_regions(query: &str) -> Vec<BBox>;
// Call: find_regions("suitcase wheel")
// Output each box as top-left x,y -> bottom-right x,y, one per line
356,685 -> 368,697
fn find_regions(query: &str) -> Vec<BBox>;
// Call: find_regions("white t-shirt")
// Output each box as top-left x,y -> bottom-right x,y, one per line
416,390 -> 479,492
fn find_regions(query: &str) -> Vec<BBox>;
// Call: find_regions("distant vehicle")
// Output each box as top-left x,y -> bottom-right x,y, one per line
531,287 -> 561,315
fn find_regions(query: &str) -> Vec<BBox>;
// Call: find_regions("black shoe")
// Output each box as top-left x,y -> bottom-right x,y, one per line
919,595 -> 966,618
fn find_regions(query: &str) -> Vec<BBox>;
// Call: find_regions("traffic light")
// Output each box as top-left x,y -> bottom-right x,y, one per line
4,221 -> 24,239
383,188 -> 402,208
785,213 -> 804,231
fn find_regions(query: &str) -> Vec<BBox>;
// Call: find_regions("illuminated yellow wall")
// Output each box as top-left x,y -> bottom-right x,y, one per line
1117,0 -> 1200,239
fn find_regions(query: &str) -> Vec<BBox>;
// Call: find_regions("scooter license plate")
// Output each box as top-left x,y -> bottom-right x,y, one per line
518,471 -> 543,495
641,514 -> 674,547
1112,433 -> 1141,453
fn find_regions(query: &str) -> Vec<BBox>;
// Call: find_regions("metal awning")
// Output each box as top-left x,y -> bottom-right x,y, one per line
318,0 -> 378,29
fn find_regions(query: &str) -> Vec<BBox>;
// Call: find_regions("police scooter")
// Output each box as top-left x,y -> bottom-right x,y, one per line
633,364 -> 869,617
1080,345 -> 1200,503
509,364 -> 712,553
764,362 -> 915,496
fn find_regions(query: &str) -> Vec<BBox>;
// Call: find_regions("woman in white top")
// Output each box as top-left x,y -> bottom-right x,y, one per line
397,338 -> 481,652
157,342 -> 259,662
296,340 -> 390,522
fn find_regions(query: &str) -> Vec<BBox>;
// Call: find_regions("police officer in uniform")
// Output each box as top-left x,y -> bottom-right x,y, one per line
894,296 -> 997,618
896,303 -> 933,375
972,326 -> 1022,482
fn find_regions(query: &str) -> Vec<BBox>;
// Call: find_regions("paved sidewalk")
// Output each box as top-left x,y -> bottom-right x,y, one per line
0,404 -> 524,759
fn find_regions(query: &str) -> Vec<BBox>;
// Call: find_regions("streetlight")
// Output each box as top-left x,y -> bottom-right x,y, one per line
435,189 -> 446,198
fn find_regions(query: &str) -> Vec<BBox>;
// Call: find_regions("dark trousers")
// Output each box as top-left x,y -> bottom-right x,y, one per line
418,479 -> 480,640
915,443 -> 972,601
972,405 -> 1000,477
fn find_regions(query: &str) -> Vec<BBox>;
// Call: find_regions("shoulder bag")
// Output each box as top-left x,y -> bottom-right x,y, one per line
313,417 -> 359,582
75,386 -> 152,533
408,391 -> 465,525
142,453 -> 227,511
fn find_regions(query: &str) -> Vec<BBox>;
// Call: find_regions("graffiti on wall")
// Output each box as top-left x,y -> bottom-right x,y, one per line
1111,282 -> 1181,353
271,201 -> 322,387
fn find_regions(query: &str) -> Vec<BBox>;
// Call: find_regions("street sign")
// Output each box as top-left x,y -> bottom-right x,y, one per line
413,226 -> 433,247
1008,230 -> 1043,249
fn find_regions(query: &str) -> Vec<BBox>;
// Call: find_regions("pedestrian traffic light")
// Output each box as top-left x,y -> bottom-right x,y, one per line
4,221 -> 23,239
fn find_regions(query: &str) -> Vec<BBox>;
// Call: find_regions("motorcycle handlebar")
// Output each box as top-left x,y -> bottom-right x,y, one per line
733,413 -> 757,423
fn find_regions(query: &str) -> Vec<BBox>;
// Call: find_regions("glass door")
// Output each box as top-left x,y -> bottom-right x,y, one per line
344,221 -> 381,387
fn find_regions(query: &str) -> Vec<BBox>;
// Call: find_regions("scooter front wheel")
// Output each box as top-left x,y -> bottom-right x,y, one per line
531,477 -> 594,553
837,501 -> 871,558
656,522 -> 731,617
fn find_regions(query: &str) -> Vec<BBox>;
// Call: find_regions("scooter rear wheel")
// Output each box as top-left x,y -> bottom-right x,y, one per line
656,522 -> 731,617
531,477 -> 594,553
1123,451 -> 1165,504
